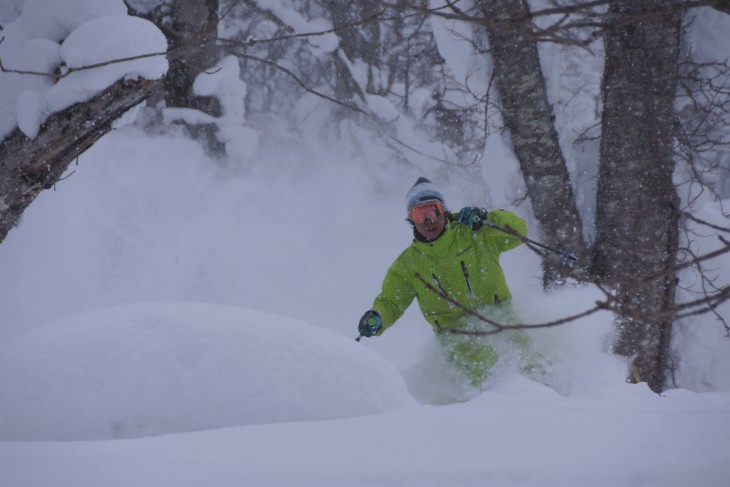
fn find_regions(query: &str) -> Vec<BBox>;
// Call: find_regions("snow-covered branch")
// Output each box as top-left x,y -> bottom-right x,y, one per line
0,77 -> 159,245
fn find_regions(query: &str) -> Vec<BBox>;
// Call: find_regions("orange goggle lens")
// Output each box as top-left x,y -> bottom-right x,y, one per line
409,201 -> 444,223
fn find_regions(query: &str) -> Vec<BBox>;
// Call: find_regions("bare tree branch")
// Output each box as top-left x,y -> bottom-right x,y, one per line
0,6 -> 390,80
224,51 -> 369,115
385,0 -> 730,47
413,230 -> 730,336
0,36 -> 171,79
414,272 -> 607,336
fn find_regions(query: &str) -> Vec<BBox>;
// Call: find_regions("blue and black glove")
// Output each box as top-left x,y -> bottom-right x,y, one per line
358,310 -> 382,338
458,207 -> 488,230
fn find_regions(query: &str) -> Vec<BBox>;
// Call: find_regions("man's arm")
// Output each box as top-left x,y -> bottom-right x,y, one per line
370,259 -> 417,334
484,210 -> 527,252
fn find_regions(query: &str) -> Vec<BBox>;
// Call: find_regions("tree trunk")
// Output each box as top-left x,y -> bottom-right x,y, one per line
132,0 -> 223,156
593,0 -> 681,392
322,0 -> 378,103
0,77 -> 159,245
477,0 -> 587,286
162,0 -> 220,112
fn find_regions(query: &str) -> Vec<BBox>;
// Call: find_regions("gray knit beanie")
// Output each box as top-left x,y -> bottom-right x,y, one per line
405,177 -> 445,215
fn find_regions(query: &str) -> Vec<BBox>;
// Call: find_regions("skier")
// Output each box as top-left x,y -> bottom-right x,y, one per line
357,177 -> 531,386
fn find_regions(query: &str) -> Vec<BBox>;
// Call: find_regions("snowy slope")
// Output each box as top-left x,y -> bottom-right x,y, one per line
0,303 -> 414,441
1,302 -> 729,487
0,304 -> 730,487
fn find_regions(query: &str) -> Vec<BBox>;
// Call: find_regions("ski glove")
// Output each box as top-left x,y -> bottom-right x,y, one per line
358,310 -> 382,338
458,207 -> 488,230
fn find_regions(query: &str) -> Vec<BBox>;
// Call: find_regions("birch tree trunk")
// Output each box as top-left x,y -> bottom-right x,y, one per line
477,0 -> 587,286
592,0 -> 682,392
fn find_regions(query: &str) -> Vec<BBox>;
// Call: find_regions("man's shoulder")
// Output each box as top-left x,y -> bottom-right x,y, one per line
397,241 -> 423,261
385,241 -> 415,268
392,235 -> 439,267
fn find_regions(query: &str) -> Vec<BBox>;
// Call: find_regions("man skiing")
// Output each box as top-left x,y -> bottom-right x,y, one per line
357,177 -> 530,386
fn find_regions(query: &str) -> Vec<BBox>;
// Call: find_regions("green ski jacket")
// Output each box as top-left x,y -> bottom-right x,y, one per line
371,210 -> 526,334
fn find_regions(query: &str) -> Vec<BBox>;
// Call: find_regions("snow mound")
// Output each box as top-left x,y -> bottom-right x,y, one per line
0,302 -> 415,441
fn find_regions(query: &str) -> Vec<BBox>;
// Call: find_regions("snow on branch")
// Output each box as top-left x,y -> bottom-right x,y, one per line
0,13 -> 167,139
0,77 -> 159,245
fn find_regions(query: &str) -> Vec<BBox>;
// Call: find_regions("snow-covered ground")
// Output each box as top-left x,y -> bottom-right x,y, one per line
2,366 -> 729,487
0,299 -> 729,487
1,126 -> 729,487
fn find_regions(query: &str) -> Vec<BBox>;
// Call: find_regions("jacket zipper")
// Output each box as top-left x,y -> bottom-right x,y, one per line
461,261 -> 475,298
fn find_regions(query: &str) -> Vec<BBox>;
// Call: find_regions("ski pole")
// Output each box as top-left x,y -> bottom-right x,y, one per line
482,220 -> 577,264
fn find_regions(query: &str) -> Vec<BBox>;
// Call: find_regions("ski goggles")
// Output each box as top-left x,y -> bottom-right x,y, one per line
409,201 -> 445,223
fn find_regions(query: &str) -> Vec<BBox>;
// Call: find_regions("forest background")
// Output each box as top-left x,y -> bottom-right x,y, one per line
1,1 -> 730,484
0,2 -> 730,482
2,0 -> 728,391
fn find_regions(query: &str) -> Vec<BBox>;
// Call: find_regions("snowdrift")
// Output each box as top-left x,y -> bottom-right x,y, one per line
0,302 -> 415,441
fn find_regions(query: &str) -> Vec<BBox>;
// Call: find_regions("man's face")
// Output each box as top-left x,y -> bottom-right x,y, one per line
410,201 -> 447,242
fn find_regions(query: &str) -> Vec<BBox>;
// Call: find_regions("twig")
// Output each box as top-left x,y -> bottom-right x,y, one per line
0,36 -> 171,79
414,272 -> 605,336
684,211 -> 730,233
